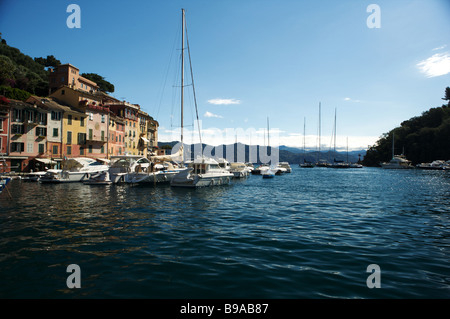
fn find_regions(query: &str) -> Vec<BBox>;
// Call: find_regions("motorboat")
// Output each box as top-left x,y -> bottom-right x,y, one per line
22,171 -> 47,182
277,162 -> 292,173
127,161 -> 186,184
416,160 -> 448,170
39,157 -> 109,183
106,155 -> 151,184
300,160 -> 315,168
272,164 -> 287,175
171,156 -> 234,188
217,158 -> 231,171
0,176 -> 12,194
229,162 -> 250,178
251,164 -> 270,175
84,171 -> 112,185
262,168 -> 275,178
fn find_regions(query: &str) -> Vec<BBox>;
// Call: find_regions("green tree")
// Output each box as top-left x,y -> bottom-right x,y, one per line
81,73 -> 115,93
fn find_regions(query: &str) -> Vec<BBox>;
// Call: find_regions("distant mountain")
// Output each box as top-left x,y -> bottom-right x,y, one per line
159,141 -> 365,164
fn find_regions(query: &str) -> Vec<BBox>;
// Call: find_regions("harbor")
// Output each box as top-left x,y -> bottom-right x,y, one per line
1,166 -> 449,298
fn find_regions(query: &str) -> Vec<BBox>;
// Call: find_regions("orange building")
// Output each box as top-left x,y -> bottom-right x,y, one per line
49,64 -> 99,94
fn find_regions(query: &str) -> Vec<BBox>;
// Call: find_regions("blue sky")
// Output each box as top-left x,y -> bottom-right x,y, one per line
1,0 -> 449,150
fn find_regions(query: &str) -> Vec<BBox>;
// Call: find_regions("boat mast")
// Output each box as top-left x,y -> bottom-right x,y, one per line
181,8 -> 185,163
318,102 -> 321,163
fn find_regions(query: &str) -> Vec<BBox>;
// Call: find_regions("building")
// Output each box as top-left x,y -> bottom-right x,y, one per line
0,96 -> 10,172
106,100 -> 139,156
49,64 -> 99,95
108,114 -> 125,156
50,85 -> 109,159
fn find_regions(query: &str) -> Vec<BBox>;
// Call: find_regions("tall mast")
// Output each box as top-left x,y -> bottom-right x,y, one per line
181,8 -> 185,163
267,117 -> 270,147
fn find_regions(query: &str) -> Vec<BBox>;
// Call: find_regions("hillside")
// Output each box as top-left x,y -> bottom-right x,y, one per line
158,142 -> 364,164
363,88 -> 450,166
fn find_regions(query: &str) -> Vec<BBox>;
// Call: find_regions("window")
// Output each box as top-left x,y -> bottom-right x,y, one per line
89,129 -> 93,140
101,130 -> 105,141
36,127 -> 47,137
67,131 -> 72,144
53,128 -> 58,137
119,147 -> 122,155
88,145 -> 93,153
77,133 -> 86,144
27,143 -> 33,153
80,117 -> 84,127
11,142 -> 24,152
26,110 -> 34,123
38,144 -> 44,154
67,146 -> 72,155
80,147 -> 84,155
12,124 -> 24,134
52,145 -> 58,155
0,119 -> 3,130
101,114 -> 105,123
89,113 -> 93,121
38,112 -> 47,125
51,111 -> 61,121
100,146 -> 104,154
13,109 -> 24,122
68,115 -> 72,125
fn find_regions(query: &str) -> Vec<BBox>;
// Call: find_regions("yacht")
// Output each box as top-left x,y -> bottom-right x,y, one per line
84,171 -> 112,185
251,164 -> 270,175
171,156 -> 234,188
107,155 -> 151,184
416,160 -> 448,170
229,162 -> 250,178
262,168 -> 275,178
39,157 -> 109,183
277,162 -> 292,173
380,155 -> 413,169
380,132 -> 413,169
127,161 -> 185,184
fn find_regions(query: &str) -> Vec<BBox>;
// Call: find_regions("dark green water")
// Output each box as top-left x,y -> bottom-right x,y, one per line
1,167 -> 449,298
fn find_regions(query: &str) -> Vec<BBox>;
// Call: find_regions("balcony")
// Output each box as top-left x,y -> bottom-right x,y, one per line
84,136 -> 106,144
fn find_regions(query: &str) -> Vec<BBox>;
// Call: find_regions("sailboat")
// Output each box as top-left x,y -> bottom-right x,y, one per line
315,102 -> 328,167
329,108 -> 350,168
380,132 -> 412,169
171,9 -> 233,188
300,117 -> 315,168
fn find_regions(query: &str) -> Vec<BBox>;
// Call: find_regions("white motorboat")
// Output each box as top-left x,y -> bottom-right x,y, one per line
127,161 -> 186,184
277,162 -> 292,173
39,157 -> 109,183
84,171 -> 112,185
229,162 -> 250,178
107,155 -> 151,184
416,160 -> 447,170
171,156 -> 234,188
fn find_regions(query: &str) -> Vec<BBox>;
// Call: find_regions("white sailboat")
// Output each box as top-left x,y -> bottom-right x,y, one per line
380,132 -> 412,169
171,9 -> 233,188
300,117 -> 315,168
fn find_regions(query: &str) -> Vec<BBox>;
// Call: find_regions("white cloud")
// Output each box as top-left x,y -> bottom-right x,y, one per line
207,98 -> 241,105
417,52 -> 450,78
204,111 -> 223,118
344,97 -> 362,103
432,45 -> 447,51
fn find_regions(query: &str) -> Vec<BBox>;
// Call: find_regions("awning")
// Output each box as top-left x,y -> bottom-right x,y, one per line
140,137 -> 150,143
35,158 -> 57,165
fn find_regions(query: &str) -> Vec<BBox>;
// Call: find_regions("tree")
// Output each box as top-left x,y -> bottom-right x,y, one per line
442,87 -> 450,108
34,55 -> 61,69
81,73 -> 115,93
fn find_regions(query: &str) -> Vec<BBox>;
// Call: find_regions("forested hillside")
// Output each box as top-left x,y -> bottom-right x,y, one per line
363,88 -> 450,166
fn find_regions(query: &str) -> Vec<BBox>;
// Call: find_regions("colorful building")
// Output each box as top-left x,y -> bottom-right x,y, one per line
49,64 -> 99,94
106,101 -> 139,156
108,114 -> 125,157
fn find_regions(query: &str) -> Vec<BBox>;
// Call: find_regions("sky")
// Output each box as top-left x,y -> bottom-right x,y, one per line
1,0 -> 449,151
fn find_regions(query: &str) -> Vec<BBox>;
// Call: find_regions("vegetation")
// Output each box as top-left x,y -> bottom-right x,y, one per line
363,87 -> 450,166
81,73 -> 115,93
0,36 -> 115,97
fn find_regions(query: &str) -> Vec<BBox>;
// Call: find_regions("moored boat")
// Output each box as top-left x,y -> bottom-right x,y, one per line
39,157 -> 109,183
171,156 -> 234,188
